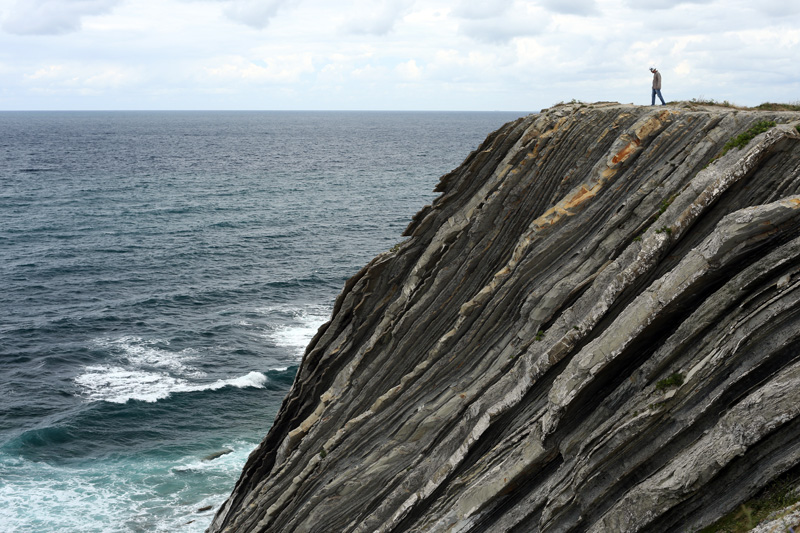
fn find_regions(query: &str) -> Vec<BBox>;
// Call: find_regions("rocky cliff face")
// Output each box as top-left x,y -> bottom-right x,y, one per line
209,103 -> 800,533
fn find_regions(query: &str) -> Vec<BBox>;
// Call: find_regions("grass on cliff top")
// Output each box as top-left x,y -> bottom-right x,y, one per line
698,473 -> 800,533
683,97 -> 739,108
670,98 -> 800,111
550,98 -> 800,112
756,102 -> 800,111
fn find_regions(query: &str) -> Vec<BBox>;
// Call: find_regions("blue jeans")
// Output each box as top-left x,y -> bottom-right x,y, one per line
652,88 -> 665,105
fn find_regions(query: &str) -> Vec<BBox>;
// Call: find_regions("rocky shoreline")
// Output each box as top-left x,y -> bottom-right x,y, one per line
209,102 -> 800,532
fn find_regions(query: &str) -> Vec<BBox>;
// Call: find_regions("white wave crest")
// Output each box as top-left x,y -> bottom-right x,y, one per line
74,368 -> 267,404
93,336 -> 204,377
257,305 -> 330,359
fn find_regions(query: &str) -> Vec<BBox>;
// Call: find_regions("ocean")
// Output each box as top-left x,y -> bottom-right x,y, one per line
0,110 -> 527,532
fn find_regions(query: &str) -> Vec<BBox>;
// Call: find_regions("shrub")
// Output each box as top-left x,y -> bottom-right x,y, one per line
389,240 -> 406,253
656,372 -> 684,391
689,97 -> 736,108
659,196 -> 674,214
756,102 -> 800,111
721,120 -> 776,156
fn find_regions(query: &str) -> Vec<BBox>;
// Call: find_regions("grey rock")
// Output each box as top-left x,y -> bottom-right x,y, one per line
203,449 -> 234,462
208,103 -> 800,533
749,501 -> 800,533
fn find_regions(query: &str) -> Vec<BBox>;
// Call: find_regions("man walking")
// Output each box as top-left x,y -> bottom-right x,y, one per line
650,67 -> 666,105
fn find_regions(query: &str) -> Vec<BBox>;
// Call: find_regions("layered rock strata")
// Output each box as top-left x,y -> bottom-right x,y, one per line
209,103 -> 800,533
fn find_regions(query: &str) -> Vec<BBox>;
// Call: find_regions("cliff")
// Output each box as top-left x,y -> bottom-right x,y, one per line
209,102 -> 800,533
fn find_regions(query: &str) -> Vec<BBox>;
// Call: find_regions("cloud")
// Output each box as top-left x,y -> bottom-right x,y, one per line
0,0 -> 797,110
395,59 -> 422,80
2,0 -> 121,35
204,53 -> 314,83
342,0 -> 414,35
22,62 -> 144,95
749,0 -> 800,16
539,0 -> 600,16
426,48 -> 507,82
350,63 -> 389,81
25,64 -> 67,80
458,18 -> 541,43
452,0 -> 510,19
622,0 -> 713,10
222,0 -> 293,30
457,6 -> 550,44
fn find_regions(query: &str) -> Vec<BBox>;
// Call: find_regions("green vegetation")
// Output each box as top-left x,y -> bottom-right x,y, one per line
319,448 -> 327,459
721,120 -> 776,157
389,240 -> 406,253
552,98 -> 586,108
535,330 -> 545,341
674,99 -> 800,112
688,97 -> 736,108
796,125 -> 800,134
655,372 -> 684,391
660,194 -> 678,215
756,102 -> 800,112
655,226 -> 672,235
652,194 -> 679,224
698,476 -> 800,532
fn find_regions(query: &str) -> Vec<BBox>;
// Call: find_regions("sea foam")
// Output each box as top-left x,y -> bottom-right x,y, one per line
74,367 -> 267,403
94,335 -> 204,377
0,442 -> 257,533
259,305 -> 330,359
74,336 -> 268,403
74,365 -> 267,404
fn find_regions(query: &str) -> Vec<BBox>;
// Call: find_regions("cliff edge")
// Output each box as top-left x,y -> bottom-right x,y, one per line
209,102 -> 800,532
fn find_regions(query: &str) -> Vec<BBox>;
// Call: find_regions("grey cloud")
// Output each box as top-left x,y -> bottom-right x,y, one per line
459,14 -> 549,44
342,0 -> 414,36
452,0 -> 510,20
539,0 -> 600,16
2,0 -> 121,35
749,0 -> 800,16
634,4 -> 762,35
223,0 -> 292,30
622,0 -> 713,10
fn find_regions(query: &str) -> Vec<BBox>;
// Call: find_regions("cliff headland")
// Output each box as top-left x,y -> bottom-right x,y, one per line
210,102 -> 800,532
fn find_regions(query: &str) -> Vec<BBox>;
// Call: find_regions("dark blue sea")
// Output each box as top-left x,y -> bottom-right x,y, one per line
0,110 -> 526,532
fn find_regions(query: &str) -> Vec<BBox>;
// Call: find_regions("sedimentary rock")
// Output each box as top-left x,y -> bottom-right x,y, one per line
209,102 -> 800,532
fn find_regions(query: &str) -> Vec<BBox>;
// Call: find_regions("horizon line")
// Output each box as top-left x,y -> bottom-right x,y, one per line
0,108 -> 535,113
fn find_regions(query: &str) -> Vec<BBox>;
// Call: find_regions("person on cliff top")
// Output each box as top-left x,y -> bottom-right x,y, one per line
650,67 -> 666,106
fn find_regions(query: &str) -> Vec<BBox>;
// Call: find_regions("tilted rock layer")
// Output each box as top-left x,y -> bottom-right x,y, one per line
209,103 -> 800,533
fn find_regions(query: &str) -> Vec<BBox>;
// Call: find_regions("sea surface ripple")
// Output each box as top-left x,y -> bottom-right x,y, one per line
0,110 -> 526,532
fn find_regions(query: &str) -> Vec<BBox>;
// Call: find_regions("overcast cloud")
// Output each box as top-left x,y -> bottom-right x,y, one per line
0,0 -> 797,110
223,0 -> 295,30
2,0 -> 121,35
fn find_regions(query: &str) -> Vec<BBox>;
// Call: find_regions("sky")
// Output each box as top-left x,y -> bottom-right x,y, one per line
0,0 -> 797,111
